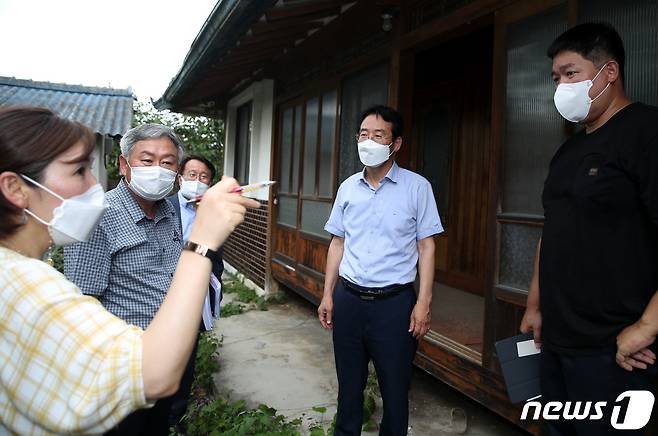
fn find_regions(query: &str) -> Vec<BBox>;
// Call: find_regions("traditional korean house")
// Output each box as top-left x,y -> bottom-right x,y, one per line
156,0 -> 658,431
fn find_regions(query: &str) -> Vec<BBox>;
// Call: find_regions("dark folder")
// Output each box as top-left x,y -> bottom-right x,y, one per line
494,332 -> 541,403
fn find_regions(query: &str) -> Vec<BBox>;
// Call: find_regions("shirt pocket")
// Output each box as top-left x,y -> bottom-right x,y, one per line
389,206 -> 416,238
115,228 -> 162,271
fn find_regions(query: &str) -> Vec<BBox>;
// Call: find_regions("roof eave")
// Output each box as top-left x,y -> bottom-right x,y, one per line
156,0 -> 270,111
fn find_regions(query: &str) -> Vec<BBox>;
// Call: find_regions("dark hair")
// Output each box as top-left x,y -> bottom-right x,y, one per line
357,105 -> 404,139
0,106 -> 95,238
179,155 -> 216,182
547,22 -> 625,82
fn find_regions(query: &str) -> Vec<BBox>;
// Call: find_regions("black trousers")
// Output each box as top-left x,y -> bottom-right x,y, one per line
106,326 -> 203,436
540,346 -> 658,436
168,330 -> 202,427
332,280 -> 418,436
104,396 -> 173,436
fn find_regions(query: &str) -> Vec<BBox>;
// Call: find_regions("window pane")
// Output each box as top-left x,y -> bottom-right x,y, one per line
303,98 -> 319,196
503,6 -> 568,216
319,90 -> 337,197
498,223 -> 542,291
292,105 -> 303,194
300,199 -> 332,239
235,102 -> 252,184
339,64 -> 389,183
279,108 -> 293,193
579,0 -> 658,105
277,196 -> 298,227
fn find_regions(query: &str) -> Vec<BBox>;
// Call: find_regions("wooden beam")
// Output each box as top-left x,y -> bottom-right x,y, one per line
250,18 -> 323,35
266,1 -> 343,22
224,45 -> 287,63
206,60 -> 265,79
238,30 -> 308,47
401,0 -> 513,50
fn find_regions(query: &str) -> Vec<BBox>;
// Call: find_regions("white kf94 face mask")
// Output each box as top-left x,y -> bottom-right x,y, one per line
179,179 -> 209,200
21,175 -> 108,246
357,138 -> 393,167
127,163 -> 177,201
553,62 -> 611,123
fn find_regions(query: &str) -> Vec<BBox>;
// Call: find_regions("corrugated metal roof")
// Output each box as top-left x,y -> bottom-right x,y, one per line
0,76 -> 134,136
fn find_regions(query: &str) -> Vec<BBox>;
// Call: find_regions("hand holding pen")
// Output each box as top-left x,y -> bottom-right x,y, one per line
186,180 -> 276,204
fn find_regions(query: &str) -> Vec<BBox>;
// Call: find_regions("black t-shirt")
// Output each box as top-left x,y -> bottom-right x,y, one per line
541,102 -> 658,355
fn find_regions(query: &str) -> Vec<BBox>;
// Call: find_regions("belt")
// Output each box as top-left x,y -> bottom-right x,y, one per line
340,277 -> 414,301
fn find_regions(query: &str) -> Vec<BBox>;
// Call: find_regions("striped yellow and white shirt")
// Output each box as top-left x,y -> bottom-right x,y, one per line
0,246 -> 149,435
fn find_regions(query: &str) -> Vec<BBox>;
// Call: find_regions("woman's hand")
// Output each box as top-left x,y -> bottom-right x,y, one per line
189,176 -> 260,249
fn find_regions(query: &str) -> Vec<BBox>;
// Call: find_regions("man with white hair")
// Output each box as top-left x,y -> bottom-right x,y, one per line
65,124 -> 185,435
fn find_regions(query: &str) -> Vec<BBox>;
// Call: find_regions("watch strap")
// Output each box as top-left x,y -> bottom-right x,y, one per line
183,241 -> 218,261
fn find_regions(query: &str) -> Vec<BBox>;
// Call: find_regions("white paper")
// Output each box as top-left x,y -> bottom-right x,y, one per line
517,339 -> 541,357
202,293 -> 213,331
210,273 -> 222,320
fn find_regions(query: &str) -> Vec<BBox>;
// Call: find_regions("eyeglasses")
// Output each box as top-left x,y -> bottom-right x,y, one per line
182,171 -> 211,183
355,132 -> 391,144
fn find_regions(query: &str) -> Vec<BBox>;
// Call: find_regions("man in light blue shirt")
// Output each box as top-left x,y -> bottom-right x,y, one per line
319,105 -> 443,436
166,154 -> 223,428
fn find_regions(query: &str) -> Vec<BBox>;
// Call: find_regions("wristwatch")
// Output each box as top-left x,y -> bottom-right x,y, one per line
183,241 -> 219,262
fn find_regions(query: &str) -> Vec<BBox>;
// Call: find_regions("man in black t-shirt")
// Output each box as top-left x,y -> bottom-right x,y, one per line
520,23 -> 658,435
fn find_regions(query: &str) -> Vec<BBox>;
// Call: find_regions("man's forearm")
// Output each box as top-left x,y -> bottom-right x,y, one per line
323,236 -> 344,297
639,289 -> 658,335
417,238 -> 435,305
526,238 -> 542,310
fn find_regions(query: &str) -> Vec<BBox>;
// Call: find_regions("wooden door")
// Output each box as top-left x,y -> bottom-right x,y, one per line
271,92 -> 338,301
414,29 -> 492,297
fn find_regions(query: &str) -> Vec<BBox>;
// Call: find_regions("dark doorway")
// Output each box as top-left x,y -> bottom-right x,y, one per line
414,26 -> 493,356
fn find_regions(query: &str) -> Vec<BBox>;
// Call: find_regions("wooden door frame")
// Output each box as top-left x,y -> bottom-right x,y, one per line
482,0 -> 576,372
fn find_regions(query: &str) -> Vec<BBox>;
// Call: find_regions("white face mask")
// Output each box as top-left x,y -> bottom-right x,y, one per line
357,138 -> 393,167
179,179 -> 209,200
21,175 -> 108,246
126,163 -> 177,201
553,63 -> 610,123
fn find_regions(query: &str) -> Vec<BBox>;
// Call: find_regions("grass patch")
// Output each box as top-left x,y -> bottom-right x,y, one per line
221,273 -> 288,316
177,331 -> 337,436
220,301 -> 245,318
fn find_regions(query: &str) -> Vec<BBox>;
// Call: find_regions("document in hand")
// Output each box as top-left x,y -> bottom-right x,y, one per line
494,332 -> 541,403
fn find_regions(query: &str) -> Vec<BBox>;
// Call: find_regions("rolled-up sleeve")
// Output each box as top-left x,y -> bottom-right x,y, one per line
1,258 -> 150,434
416,180 -> 443,240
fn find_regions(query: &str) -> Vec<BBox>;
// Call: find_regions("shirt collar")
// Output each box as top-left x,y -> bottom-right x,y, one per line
359,161 -> 400,185
117,179 -> 174,224
177,190 -> 196,211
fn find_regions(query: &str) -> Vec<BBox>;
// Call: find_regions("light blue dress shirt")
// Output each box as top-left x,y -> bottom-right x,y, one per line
177,191 -> 197,241
176,191 -> 221,325
324,161 -> 443,288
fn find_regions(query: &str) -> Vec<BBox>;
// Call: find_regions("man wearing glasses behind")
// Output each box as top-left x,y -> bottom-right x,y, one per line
319,105 -> 443,435
167,154 -> 224,429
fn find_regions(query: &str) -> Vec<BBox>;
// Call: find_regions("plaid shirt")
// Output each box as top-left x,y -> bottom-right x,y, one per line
0,247 -> 148,435
64,179 -> 182,329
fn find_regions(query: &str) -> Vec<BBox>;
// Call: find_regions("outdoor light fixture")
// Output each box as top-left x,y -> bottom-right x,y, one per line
381,12 -> 393,32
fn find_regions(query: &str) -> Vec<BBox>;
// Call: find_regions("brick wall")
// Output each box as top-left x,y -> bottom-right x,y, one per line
223,199 -> 269,288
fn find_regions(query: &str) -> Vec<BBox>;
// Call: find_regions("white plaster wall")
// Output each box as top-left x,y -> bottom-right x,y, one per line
92,134 -> 110,190
224,79 -> 274,201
